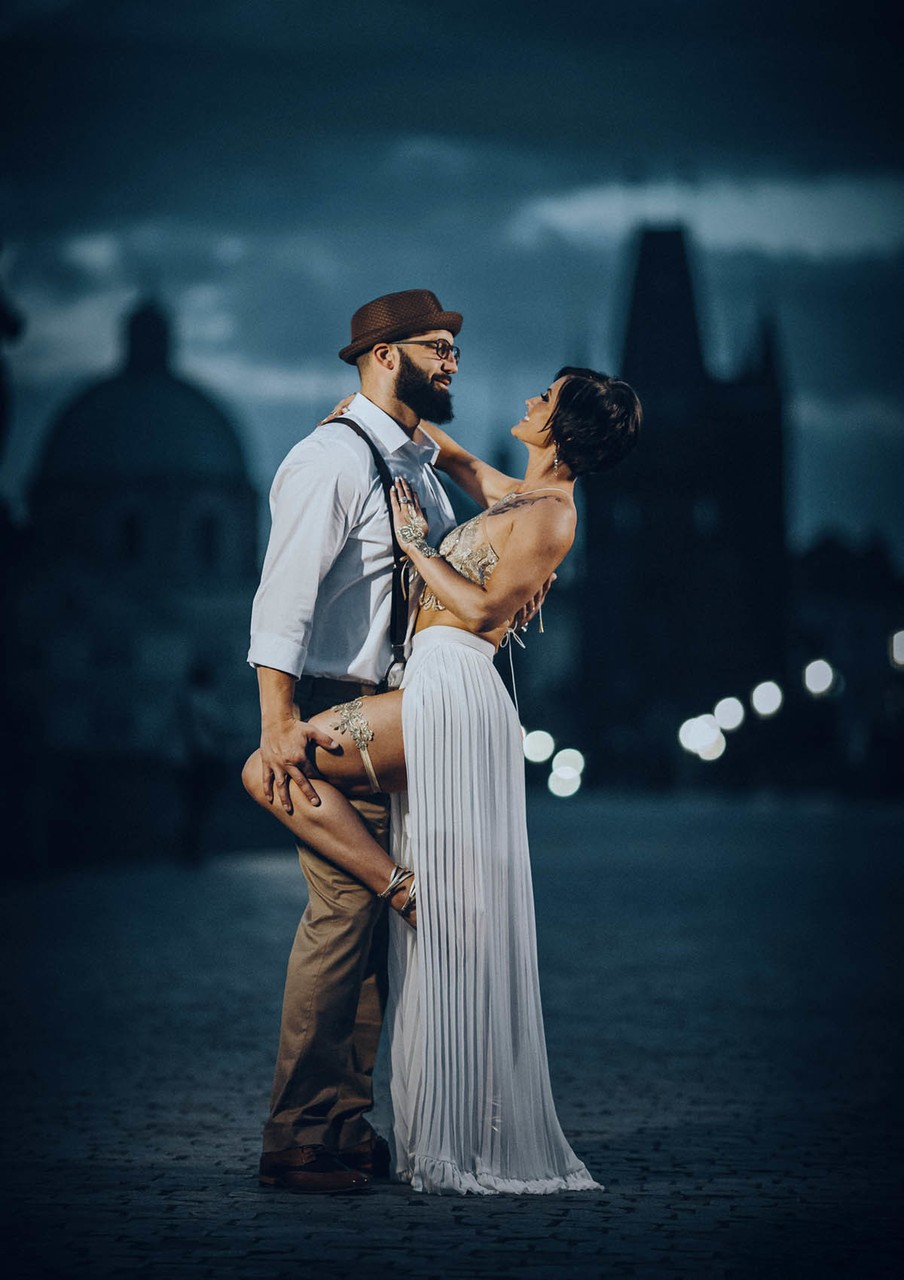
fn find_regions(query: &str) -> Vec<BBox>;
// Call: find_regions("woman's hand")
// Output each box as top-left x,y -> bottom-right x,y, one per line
319,393 -> 355,425
511,573 -> 556,631
390,477 -> 430,546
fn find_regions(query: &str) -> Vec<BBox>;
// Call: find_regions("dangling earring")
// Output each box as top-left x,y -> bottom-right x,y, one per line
553,449 -> 560,476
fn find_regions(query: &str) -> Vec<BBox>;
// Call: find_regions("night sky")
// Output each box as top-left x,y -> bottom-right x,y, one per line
2,0 -> 902,563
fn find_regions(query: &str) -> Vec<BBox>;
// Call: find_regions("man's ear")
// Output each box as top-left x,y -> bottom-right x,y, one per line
371,342 -> 395,371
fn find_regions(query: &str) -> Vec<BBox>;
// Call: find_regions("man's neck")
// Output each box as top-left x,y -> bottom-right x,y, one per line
357,384 -> 419,435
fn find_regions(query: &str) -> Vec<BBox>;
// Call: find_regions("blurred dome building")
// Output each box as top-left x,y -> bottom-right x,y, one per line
40,301 -> 250,487
11,299 -> 260,859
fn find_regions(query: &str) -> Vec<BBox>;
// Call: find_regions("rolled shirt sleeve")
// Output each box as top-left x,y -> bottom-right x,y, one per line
247,436 -> 363,678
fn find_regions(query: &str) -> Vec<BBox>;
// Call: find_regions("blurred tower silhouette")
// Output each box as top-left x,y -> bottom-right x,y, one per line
0,256 -> 28,867
0,254 -> 25,468
9,298 -> 260,863
0,255 -> 25,568
579,226 -> 788,782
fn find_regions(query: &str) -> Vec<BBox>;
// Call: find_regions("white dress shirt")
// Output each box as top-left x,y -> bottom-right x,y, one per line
248,392 -> 457,685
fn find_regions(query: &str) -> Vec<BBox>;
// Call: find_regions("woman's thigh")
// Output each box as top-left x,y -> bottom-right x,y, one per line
308,690 -> 406,795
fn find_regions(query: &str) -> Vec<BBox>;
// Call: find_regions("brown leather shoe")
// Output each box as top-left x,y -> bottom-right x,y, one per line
259,1145 -> 370,1194
339,1134 -> 391,1179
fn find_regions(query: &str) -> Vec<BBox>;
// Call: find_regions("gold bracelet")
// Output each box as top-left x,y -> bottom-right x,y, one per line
406,534 -> 438,558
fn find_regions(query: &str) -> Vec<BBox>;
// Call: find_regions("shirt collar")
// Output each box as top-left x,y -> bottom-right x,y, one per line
349,393 -> 440,464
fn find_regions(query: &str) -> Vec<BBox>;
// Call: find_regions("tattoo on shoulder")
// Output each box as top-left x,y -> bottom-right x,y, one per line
498,494 -> 563,514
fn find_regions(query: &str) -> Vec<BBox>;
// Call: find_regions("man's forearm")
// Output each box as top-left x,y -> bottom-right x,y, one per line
257,666 -> 301,727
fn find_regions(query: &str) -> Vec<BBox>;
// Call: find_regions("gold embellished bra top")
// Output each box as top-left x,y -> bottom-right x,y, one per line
419,505 -> 501,612
418,486 -> 568,616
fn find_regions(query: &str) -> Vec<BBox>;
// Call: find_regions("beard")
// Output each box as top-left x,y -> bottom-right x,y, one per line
395,349 -> 454,424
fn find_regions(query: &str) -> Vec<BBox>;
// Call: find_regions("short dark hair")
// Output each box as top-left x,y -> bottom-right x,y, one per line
547,366 -> 642,477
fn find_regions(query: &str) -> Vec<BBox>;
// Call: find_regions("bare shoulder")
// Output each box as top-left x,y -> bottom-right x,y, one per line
503,490 -> 576,549
505,490 -> 576,524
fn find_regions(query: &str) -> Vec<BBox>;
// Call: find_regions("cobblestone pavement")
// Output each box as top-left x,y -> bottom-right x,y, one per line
1,793 -> 902,1278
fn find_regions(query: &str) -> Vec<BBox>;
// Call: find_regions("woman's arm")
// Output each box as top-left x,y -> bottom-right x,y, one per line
391,480 -> 573,632
418,421 -> 519,509
317,394 -> 518,510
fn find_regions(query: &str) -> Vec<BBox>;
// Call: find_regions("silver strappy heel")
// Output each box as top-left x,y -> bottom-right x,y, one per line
378,863 -> 417,926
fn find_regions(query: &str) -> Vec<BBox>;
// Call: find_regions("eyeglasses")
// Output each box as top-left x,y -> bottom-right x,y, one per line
394,339 -> 461,363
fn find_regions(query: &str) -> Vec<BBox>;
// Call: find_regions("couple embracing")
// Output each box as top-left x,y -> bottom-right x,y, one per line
243,289 -> 641,1196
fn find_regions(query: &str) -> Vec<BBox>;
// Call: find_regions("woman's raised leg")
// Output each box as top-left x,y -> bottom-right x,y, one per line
242,691 -> 416,923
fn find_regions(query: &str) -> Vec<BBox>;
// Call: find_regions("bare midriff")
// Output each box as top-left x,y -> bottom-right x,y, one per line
414,608 -> 510,651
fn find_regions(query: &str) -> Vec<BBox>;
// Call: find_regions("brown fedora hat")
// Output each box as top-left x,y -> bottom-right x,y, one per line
339,289 -> 462,364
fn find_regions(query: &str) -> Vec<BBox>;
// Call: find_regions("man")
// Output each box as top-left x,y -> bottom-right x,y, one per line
247,289 -> 462,1193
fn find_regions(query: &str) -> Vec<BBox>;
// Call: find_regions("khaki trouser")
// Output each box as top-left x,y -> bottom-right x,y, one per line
262,676 -> 391,1156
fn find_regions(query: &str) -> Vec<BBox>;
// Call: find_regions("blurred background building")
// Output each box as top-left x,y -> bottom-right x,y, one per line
1,0 -> 901,865
582,226 -> 787,784
3,297 -> 263,867
491,227 -> 903,799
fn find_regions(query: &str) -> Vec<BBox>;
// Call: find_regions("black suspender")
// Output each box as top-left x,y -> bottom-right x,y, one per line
333,417 -> 408,688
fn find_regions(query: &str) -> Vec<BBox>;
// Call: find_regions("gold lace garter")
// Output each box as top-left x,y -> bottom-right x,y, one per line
330,697 -> 381,793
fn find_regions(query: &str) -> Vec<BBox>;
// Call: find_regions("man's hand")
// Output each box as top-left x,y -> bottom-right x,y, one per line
259,714 -> 339,814
512,573 -> 556,632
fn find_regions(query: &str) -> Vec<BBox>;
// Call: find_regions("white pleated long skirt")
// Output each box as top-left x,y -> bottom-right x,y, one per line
387,626 -> 600,1195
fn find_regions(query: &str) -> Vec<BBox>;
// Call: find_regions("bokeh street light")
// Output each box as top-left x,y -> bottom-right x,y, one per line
713,696 -> 745,731
891,631 -> 904,668
698,730 -> 727,761
751,680 -> 783,717
547,746 -> 585,797
678,714 -> 721,754
552,748 -> 585,775
548,770 -> 581,797
803,658 -> 835,695
523,729 -> 555,762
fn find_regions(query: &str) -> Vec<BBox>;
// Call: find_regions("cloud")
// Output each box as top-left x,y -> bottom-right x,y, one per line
10,285 -> 138,379
184,352 -> 349,406
511,176 -> 904,259
178,284 -> 236,345
384,136 -> 480,180
790,394 -> 904,439
62,232 -> 123,276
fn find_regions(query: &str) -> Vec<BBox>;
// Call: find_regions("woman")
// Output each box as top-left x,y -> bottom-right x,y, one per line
244,366 -> 641,1194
